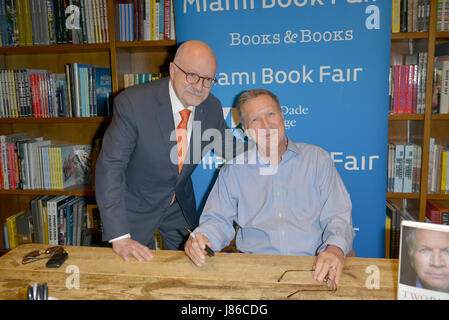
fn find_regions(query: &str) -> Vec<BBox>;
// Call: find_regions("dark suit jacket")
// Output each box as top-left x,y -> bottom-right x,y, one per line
95,77 -> 233,246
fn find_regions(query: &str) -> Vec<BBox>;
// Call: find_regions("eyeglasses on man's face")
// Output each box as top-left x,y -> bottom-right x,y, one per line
173,62 -> 217,88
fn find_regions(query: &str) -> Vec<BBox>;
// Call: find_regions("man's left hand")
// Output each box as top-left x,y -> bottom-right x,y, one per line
312,245 -> 345,287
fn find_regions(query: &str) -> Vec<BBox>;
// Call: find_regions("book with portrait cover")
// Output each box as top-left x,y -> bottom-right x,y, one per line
72,144 -> 93,185
398,221 -> 449,299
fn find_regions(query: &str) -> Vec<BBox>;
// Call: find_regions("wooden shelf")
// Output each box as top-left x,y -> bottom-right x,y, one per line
387,192 -> 420,199
426,193 -> 449,200
388,114 -> 425,121
0,43 -> 110,54
436,31 -> 449,39
0,117 -> 112,124
115,40 -> 176,48
391,32 -> 429,40
431,114 -> 449,120
0,185 -> 95,197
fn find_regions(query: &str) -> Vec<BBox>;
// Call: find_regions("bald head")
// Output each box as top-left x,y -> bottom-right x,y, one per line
169,40 -> 218,107
174,40 -> 217,71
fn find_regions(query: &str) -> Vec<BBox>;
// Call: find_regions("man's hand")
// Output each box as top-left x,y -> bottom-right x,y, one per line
312,245 -> 345,287
184,232 -> 212,267
112,237 -> 154,262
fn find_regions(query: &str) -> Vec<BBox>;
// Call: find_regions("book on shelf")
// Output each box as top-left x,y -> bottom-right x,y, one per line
16,209 -> 32,244
394,144 -> 406,192
398,221 -> 449,299
386,200 -> 418,259
5,209 -> 26,249
72,144 -> 93,185
390,52 -> 427,115
0,0 -> 109,47
0,132 -> 94,191
2,222 -> 8,249
95,67 -> 112,116
116,0 -> 175,42
1,195 -> 107,248
427,137 -> 449,194
437,0 -> 449,31
403,144 -> 414,193
391,0 -> 431,33
122,72 -> 161,89
426,200 -> 442,224
387,142 -> 422,193
0,65 -> 112,118
427,200 -> 449,225
0,132 -> 27,189
392,0 -> 401,33
433,44 -> 449,114
385,209 -> 392,258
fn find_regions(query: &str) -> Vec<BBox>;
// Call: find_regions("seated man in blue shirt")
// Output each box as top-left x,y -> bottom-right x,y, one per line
184,88 -> 355,287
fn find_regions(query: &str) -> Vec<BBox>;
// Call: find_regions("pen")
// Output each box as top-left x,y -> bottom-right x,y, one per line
184,227 -> 215,256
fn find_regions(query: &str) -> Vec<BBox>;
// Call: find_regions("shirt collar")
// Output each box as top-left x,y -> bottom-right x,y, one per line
285,136 -> 302,157
246,136 -> 302,166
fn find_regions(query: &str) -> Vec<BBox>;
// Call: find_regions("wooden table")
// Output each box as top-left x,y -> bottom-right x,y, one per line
0,244 -> 398,300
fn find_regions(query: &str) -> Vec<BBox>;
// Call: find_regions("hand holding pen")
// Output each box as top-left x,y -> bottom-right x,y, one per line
184,227 -> 215,267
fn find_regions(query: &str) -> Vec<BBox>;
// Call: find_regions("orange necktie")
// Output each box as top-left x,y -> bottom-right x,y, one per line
176,108 -> 191,173
170,109 -> 191,206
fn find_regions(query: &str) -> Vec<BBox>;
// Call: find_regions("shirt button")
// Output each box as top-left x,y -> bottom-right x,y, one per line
282,231 -> 286,236
278,213 -> 282,217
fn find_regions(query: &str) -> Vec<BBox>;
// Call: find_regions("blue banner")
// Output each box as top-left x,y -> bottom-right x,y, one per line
175,0 -> 391,258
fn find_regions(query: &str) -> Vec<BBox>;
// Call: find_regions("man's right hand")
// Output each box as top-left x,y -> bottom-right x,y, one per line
112,237 -> 154,262
184,232 -> 212,267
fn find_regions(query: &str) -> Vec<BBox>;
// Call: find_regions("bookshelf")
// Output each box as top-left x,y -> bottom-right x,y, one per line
389,0 -> 449,225
0,0 -> 177,251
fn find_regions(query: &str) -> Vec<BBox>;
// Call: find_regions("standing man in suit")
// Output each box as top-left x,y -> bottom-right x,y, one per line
95,40 -> 237,262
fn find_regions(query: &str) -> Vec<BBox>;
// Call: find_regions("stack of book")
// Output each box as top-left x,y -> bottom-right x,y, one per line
391,0 -> 431,33
2,196 -> 103,249
426,199 -> 449,225
0,0 -> 109,47
387,142 -> 422,193
389,52 -> 428,114
116,0 -> 175,42
0,64 -> 112,118
386,200 -> 417,259
427,137 -> 449,194
0,132 -> 96,190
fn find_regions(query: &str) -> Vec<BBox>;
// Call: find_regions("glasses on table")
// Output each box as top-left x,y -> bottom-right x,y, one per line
173,62 -> 217,88
22,246 -> 65,264
277,269 -> 337,298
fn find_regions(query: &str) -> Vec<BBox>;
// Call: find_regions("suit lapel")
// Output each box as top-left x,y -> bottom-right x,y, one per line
178,103 -> 207,179
154,78 -> 178,176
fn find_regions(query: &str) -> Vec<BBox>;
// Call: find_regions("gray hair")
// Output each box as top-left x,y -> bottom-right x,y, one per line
236,89 -> 282,127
